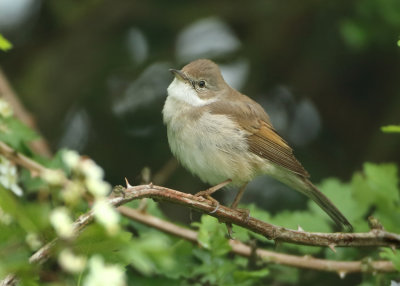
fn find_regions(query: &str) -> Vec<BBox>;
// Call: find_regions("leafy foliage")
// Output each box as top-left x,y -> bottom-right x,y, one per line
381,249 -> 400,272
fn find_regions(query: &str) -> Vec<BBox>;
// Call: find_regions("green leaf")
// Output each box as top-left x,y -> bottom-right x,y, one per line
352,163 -> 399,207
233,268 -> 269,282
194,215 -> 231,256
0,185 -> 39,233
351,163 -> 400,232
315,178 -> 367,231
0,117 -> 38,151
381,125 -> 400,133
380,248 -> 400,271
126,233 -> 176,275
0,34 -> 13,51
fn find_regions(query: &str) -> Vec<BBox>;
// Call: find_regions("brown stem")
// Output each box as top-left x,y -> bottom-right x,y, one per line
118,206 -> 396,274
116,184 -> 400,248
0,141 -> 47,176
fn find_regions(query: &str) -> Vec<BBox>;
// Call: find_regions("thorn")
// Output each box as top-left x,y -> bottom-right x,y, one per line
338,271 -> 346,279
125,177 -> 133,189
390,245 -> 396,252
297,225 -> 304,231
148,182 -> 153,188
328,244 -> 337,253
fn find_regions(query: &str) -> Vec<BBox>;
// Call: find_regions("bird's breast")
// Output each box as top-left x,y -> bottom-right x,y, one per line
163,97 -> 263,185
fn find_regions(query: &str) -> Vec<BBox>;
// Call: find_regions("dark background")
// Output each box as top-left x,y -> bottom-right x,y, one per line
1,0 -> 399,216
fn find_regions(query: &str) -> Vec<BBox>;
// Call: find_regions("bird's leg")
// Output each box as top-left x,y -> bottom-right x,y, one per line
225,183 -> 250,238
230,183 -> 248,209
194,179 -> 231,214
195,179 -> 232,198
231,183 -> 250,223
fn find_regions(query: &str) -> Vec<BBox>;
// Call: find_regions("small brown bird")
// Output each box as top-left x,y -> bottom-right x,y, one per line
163,59 -> 352,231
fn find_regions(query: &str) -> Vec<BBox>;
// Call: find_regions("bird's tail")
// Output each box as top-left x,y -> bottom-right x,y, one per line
302,179 -> 353,232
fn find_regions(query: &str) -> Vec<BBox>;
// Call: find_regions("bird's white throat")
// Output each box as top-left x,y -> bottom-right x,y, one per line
167,78 -> 216,107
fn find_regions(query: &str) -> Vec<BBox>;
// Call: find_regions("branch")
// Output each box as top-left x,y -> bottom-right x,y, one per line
118,206 -> 395,274
2,183 -> 397,286
0,141 -> 48,176
13,184 -> 400,270
117,184 -> 400,248
3,130 -> 395,249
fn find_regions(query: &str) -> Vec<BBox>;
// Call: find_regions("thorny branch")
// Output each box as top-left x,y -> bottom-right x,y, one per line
115,184 -> 400,248
118,206 -> 395,275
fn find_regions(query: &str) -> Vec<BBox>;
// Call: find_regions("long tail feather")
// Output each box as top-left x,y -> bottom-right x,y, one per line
303,179 -> 353,232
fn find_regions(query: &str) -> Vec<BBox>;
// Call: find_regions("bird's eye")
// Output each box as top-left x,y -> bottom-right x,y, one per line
198,80 -> 206,88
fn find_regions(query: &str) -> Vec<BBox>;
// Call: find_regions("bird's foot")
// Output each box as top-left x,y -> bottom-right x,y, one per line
194,192 -> 220,214
225,223 -> 234,239
205,195 -> 220,214
194,179 -> 232,198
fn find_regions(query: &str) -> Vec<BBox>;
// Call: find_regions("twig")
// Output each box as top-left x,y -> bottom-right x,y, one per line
116,185 -> 400,248
0,141 -> 48,176
13,185 -> 400,271
0,139 -> 399,248
2,183 -> 398,286
118,206 -> 396,274
0,139 -> 399,250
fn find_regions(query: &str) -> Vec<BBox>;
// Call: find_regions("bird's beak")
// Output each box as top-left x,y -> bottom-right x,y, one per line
169,69 -> 188,82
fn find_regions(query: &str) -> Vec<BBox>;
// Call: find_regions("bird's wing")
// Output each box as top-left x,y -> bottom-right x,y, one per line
208,97 -> 310,178
246,120 -> 309,177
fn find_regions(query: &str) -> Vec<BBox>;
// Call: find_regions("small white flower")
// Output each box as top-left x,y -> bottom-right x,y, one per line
93,198 -> 120,235
62,150 -> 81,170
50,207 -> 74,239
84,256 -> 126,286
85,178 -> 111,198
25,233 -> 42,250
62,181 -> 84,204
80,159 -> 104,180
58,249 -> 87,273
42,169 -> 65,186
0,155 -> 22,196
0,99 -> 13,118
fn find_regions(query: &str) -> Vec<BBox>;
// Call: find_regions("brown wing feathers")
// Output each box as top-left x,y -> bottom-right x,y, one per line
208,93 -> 309,178
247,121 -> 310,178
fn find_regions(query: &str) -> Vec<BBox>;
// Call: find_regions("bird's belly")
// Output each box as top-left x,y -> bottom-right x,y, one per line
166,111 -> 261,185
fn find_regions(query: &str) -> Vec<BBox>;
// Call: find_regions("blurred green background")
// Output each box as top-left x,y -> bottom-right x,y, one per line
1,0 -> 399,216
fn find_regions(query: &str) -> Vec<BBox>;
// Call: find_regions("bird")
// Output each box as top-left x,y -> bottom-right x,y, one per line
162,58 -> 352,231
